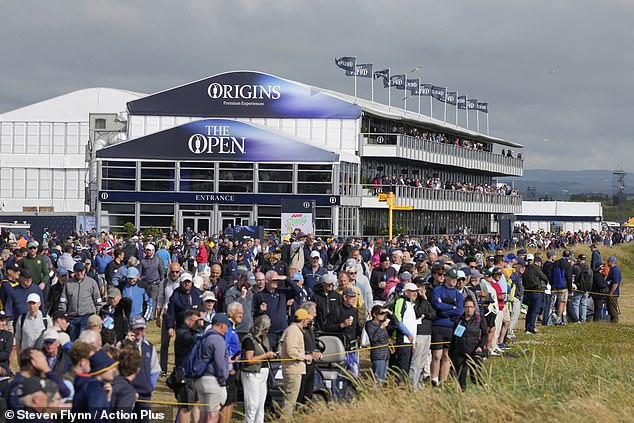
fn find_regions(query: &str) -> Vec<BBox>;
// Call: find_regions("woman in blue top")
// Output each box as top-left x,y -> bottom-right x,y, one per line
429,267 -> 463,387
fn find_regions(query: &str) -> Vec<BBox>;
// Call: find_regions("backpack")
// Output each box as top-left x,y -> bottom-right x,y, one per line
182,331 -> 215,379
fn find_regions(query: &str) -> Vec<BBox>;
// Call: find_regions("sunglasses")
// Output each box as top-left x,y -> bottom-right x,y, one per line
348,272 -> 357,275
170,270 -> 180,274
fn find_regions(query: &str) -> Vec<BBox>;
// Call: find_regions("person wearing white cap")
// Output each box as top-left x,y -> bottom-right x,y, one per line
138,243 -> 166,316
41,328 -> 71,376
344,260 -> 373,320
15,293 -> 52,350
391,282 -> 419,380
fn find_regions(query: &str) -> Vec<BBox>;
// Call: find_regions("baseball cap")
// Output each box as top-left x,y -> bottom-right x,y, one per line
201,291 -> 217,302
492,268 -> 503,275
342,287 -> 357,297
180,272 -> 193,282
73,262 -> 85,272
127,267 -> 140,279
296,232 -> 307,239
482,268 -> 493,277
0,311 -> 8,320
27,242 -> 38,249
292,272 -> 303,281
486,255 -> 495,262
42,329 -> 59,343
380,254 -> 390,263
52,311 -> 70,321
607,256 -> 617,263
6,262 -> 19,273
212,313 -> 231,326
578,254 -> 587,261
107,287 -> 121,298
89,350 -> 119,376
26,293 -> 40,303
526,253 -> 535,261
403,282 -> 418,291
516,258 -> 527,266
310,250 -> 321,258
517,249 -> 527,255
470,269 -> 482,280
446,268 -> 459,279
19,269 -> 32,278
88,314 -> 103,328
132,235 -> 139,241
294,308 -> 313,321
17,377 -> 57,398
57,268 -> 69,277
145,244 -> 155,251
272,246 -> 282,253
322,274 -> 336,285
130,315 -> 147,330
456,270 -> 466,279
400,271 -> 413,281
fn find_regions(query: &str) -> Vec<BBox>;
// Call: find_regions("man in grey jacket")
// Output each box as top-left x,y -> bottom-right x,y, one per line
58,262 -> 101,341
138,244 -> 165,319
224,271 -> 255,338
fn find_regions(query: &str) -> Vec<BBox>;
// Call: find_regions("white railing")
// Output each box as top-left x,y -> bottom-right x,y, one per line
360,133 -> 524,175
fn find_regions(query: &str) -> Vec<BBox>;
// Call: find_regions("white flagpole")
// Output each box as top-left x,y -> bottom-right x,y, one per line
486,111 -> 490,135
404,80 -> 407,111
455,91 -> 458,126
443,87 -> 447,122
466,97 -> 469,129
388,68 -> 391,110
371,66 -> 374,103
430,93 -> 433,119
477,108 -> 480,133
417,79 -> 421,114
354,67 -> 357,102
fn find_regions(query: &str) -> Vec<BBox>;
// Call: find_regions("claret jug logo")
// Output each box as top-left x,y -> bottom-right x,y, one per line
188,125 -> 246,155
207,83 -> 281,100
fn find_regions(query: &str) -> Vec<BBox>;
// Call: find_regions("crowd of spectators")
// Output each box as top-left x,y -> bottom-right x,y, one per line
370,174 -> 520,196
0,224 -> 628,421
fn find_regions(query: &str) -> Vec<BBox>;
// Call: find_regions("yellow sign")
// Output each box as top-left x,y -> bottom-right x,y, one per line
386,192 -> 395,206
392,205 -> 414,210
378,193 -> 387,201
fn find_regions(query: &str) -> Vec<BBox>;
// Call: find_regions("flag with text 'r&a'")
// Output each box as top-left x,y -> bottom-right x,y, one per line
431,86 -> 446,102
348,63 -> 373,77
445,91 -> 457,106
467,98 -> 478,110
390,74 -> 406,89
477,102 -> 489,113
457,95 -> 467,109
417,84 -> 432,96
335,57 -> 356,73
406,79 -> 420,94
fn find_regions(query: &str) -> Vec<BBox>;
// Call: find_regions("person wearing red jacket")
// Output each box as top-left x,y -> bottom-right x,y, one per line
195,240 -> 208,274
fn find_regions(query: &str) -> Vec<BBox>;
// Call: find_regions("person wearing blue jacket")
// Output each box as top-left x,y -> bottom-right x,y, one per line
253,270 -> 301,351
430,267 -> 464,387
196,313 -> 230,423
6,269 -> 45,321
72,350 -> 118,422
164,272 -> 202,336
121,267 -> 153,321
551,250 -> 573,325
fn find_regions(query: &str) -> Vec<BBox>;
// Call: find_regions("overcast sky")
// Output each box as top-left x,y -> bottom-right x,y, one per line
1,0 -> 633,172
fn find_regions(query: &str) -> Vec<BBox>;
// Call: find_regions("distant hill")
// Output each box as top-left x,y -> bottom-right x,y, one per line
500,169 -> 622,198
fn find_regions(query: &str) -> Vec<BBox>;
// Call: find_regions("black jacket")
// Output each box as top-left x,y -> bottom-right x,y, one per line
324,302 -> 360,343
313,287 -> 343,332
523,263 -> 549,291
174,323 -> 201,368
450,313 -> 488,356
0,329 -> 13,372
414,296 -> 436,335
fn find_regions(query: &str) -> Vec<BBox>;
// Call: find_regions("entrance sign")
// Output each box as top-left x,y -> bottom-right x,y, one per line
127,71 -> 362,119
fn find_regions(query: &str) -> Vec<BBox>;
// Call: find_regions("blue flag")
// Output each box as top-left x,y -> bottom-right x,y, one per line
431,86 -> 446,102
335,57 -> 356,73
406,79 -> 420,94
417,84 -> 432,96
445,91 -> 457,106
457,95 -> 467,109
350,63 -> 373,78
390,74 -> 406,89
477,102 -> 489,113
467,98 -> 478,110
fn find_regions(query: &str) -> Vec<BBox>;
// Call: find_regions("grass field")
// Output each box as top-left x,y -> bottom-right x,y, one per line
146,242 -> 634,422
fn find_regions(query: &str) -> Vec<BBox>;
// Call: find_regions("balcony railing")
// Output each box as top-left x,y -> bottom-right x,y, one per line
359,133 -> 523,176
359,184 -> 522,214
